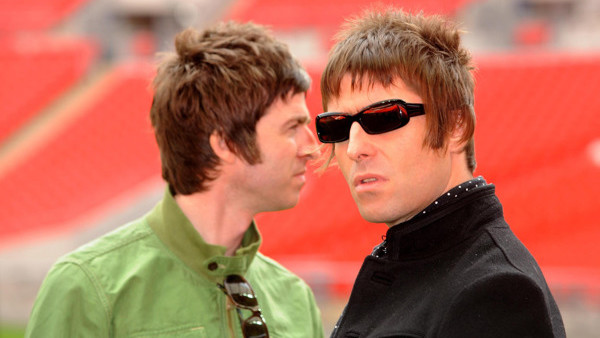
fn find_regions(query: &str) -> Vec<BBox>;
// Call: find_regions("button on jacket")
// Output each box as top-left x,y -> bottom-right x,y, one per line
331,178 -> 565,338
26,189 -> 323,337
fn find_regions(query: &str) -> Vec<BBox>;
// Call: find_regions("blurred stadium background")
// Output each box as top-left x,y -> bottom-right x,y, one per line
0,0 -> 599,336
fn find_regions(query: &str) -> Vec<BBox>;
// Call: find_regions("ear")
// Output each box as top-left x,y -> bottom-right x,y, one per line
209,132 -> 237,164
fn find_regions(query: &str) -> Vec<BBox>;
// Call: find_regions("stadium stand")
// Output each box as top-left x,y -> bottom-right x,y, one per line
476,54 -> 600,254
0,0 -> 88,31
474,52 -> 600,183
226,0 -> 477,51
227,0 -> 474,29
472,53 -> 600,281
0,35 -> 96,143
1,0 -> 597,282
0,62 -> 160,241
1,0 -> 599,335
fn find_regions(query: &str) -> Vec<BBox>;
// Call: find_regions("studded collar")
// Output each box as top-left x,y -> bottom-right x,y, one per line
372,177 -> 501,260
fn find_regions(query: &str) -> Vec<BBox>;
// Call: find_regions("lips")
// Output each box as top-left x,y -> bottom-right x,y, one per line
294,168 -> 307,177
353,174 -> 385,188
293,169 -> 307,184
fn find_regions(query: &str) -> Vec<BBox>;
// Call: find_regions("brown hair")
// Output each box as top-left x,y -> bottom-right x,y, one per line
150,22 -> 310,194
321,9 -> 477,172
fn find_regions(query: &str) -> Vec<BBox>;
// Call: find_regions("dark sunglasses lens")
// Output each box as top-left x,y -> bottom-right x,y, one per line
317,114 -> 352,143
224,275 -> 258,307
360,104 -> 407,134
243,315 -> 269,338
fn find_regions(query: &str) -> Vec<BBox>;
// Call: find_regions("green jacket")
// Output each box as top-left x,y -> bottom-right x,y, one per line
26,189 -> 323,337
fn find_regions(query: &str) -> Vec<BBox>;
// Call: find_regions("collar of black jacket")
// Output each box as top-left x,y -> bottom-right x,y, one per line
382,177 -> 503,261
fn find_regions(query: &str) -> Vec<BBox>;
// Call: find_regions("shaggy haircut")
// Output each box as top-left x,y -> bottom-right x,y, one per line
321,9 -> 477,172
151,22 -> 310,194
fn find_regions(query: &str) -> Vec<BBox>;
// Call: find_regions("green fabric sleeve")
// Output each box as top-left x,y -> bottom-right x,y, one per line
25,261 -> 111,337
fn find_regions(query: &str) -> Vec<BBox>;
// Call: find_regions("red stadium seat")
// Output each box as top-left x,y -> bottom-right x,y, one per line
225,0 -> 476,51
474,53 -> 600,184
0,62 -> 160,241
0,35 -> 96,143
226,0 -> 474,30
0,0 -> 88,31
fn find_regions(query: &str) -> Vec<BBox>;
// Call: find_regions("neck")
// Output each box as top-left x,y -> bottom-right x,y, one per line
443,149 -> 474,193
174,185 -> 255,256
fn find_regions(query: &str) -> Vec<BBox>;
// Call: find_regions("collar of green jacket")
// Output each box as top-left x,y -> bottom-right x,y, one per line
146,189 -> 262,283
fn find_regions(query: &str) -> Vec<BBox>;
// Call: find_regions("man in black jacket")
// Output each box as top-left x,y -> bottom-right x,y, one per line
315,9 -> 566,337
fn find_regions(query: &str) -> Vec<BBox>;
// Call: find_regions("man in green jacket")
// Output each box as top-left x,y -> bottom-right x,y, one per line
26,22 -> 323,338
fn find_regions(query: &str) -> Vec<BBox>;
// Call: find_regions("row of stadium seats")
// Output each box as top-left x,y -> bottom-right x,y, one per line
475,53 -> 600,183
0,0 -> 87,31
227,0 -> 474,30
0,35 -> 96,143
0,62 -> 159,240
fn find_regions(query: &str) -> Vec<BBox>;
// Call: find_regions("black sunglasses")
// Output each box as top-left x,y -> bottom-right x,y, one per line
315,99 -> 425,143
219,275 -> 269,338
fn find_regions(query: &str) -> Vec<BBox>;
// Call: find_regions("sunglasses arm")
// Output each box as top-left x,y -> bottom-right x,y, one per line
405,103 -> 425,116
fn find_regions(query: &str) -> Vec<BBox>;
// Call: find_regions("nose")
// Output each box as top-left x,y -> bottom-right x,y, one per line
346,122 -> 375,161
299,125 -> 320,160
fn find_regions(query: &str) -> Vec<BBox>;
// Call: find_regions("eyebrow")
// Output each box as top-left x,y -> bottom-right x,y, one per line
293,114 -> 311,124
326,104 -> 360,114
282,114 -> 311,130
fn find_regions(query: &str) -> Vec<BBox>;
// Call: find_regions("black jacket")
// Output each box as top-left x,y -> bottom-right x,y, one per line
331,178 -> 565,338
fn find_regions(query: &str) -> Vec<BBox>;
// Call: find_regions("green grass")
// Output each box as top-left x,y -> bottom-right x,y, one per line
0,325 -> 25,338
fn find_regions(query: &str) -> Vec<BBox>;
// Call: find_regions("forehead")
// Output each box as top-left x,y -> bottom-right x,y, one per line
327,75 -> 422,113
260,92 -> 309,122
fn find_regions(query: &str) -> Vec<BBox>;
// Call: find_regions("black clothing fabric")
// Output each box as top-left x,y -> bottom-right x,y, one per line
331,178 -> 565,338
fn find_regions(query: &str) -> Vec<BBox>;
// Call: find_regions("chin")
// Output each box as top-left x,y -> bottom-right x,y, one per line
268,196 -> 300,212
358,204 -> 405,225
358,209 -> 388,224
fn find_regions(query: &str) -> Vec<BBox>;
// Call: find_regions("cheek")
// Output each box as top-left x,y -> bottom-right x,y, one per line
333,145 -> 350,172
264,137 -> 290,156
335,152 -> 355,186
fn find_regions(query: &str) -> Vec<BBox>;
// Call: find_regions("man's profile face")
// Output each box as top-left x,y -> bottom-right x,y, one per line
230,92 -> 318,213
328,75 -> 455,226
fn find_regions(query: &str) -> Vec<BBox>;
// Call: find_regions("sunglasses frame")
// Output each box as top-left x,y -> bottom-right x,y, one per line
219,274 -> 270,338
315,99 -> 425,143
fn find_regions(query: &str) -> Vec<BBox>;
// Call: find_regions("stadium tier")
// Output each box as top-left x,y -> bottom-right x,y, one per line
226,0 -> 474,30
225,0 -> 476,51
0,35 -> 96,143
0,0 -> 88,31
0,62 -> 159,241
0,0 -> 598,299
475,53 -> 600,183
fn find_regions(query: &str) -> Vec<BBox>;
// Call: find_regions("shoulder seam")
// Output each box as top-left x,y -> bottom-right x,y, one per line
485,228 -> 527,274
62,223 -> 154,264
57,260 -> 112,333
